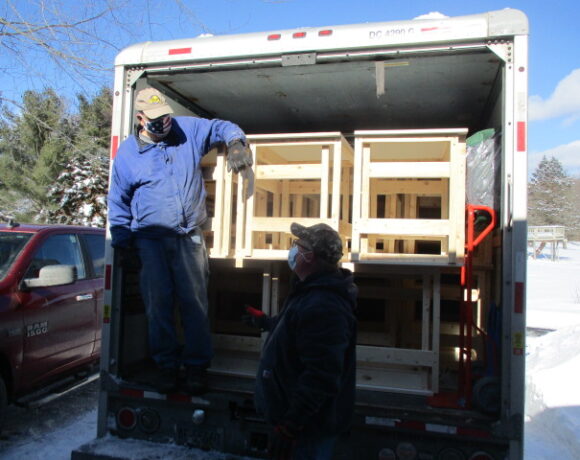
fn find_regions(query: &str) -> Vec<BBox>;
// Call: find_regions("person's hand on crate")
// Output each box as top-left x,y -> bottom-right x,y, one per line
226,139 -> 253,173
242,305 -> 271,331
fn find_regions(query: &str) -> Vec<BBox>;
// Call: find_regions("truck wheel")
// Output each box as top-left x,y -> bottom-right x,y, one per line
472,376 -> 500,415
0,375 -> 7,432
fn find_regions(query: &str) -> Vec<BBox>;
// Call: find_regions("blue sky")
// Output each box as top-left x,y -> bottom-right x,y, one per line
2,0 -> 579,176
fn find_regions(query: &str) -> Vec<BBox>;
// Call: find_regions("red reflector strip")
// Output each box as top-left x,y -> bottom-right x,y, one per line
105,264 -> 112,290
268,34 -> 281,41
120,388 -> 144,398
396,420 -> 425,430
111,135 -> 119,160
319,29 -> 333,36
517,122 -> 526,151
167,393 -> 193,403
293,32 -> 306,38
422,27 -> 439,32
515,281 -> 524,313
456,427 -> 491,438
168,47 -> 192,55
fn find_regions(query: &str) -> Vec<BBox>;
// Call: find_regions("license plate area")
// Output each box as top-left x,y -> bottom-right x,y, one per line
176,423 -> 224,450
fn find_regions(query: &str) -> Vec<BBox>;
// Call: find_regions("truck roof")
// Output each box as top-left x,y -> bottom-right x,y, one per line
115,9 -> 528,67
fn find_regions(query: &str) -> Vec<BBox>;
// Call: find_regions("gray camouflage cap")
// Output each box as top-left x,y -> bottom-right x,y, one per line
290,222 -> 343,264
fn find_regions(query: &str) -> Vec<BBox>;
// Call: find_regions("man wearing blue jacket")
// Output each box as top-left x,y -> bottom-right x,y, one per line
245,223 -> 358,459
108,87 -> 252,394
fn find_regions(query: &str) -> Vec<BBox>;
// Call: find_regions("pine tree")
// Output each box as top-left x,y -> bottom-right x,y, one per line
42,87 -> 112,227
528,156 -> 574,228
45,153 -> 109,227
0,88 -> 72,218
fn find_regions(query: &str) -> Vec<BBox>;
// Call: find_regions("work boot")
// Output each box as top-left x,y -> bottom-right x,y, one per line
153,367 -> 178,393
183,366 -> 208,395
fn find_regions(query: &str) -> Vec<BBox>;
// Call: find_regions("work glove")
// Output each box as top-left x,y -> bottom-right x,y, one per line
241,305 -> 270,331
268,420 -> 302,460
227,139 -> 253,173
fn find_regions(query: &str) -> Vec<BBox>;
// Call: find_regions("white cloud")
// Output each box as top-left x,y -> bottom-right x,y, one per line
529,69 -> 580,122
529,140 -> 580,177
413,12 -> 449,20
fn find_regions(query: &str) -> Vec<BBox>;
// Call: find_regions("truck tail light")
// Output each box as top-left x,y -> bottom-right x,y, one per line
378,448 -> 396,460
438,447 -> 465,460
117,407 -> 137,430
396,442 -> 417,460
468,453 -> 493,460
138,408 -> 161,433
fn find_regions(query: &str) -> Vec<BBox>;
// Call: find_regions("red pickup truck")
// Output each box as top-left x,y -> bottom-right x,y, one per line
0,222 -> 105,429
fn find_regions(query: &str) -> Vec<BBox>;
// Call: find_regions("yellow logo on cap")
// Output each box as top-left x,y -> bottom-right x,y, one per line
148,95 -> 162,104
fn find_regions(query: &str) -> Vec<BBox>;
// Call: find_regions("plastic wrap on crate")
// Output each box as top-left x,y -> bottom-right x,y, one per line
466,129 -> 501,210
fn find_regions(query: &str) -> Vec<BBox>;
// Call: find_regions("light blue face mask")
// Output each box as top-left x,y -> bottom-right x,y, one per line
288,245 -> 299,270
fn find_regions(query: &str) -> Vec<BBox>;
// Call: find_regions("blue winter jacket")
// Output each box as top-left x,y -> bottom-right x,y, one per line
108,116 -> 246,247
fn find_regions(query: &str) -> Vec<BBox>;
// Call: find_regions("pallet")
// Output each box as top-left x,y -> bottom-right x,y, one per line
351,129 -> 467,266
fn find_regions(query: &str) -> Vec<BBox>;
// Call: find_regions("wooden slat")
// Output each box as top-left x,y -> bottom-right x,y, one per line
251,217 -> 333,232
357,218 -> 451,237
256,163 -> 322,180
369,162 -> 450,178
357,345 -> 437,367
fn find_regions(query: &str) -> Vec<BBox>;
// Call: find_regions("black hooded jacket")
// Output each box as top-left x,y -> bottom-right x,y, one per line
254,268 -> 357,436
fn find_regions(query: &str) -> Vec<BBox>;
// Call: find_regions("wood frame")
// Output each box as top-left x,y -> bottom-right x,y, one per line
351,129 -> 468,266
236,132 -> 354,262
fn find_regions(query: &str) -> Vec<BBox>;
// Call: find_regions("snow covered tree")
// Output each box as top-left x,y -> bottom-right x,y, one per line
528,156 -> 574,228
44,153 -> 109,227
43,87 -> 112,227
0,86 -> 112,224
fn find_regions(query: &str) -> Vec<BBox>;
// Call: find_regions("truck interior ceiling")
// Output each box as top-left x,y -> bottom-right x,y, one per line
145,48 -> 503,135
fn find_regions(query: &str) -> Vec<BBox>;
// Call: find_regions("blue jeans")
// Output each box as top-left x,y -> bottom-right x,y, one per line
292,435 -> 337,460
135,229 -> 213,369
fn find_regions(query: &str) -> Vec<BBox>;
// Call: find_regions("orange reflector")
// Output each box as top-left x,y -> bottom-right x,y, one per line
267,34 -> 281,40
293,32 -> 306,38
319,29 -> 333,36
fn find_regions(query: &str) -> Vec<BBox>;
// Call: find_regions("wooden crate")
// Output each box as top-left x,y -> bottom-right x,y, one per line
351,129 -> 467,265
348,265 -> 443,395
236,132 -> 354,262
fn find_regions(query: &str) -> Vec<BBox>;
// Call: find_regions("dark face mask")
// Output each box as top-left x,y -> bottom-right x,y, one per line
144,114 -> 172,138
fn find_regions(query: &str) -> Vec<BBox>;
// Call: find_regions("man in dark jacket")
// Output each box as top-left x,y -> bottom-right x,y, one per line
246,222 -> 357,460
108,87 -> 252,394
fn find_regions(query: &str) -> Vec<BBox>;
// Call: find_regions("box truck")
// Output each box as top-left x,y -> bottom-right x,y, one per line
74,8 -> 529,460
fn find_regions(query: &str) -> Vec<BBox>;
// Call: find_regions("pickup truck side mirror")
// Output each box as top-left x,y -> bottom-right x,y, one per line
22,264 -> 76,289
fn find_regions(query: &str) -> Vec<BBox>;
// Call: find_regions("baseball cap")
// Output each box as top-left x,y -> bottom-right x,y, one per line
135,88 -> 174,119
290,222 -> 343,264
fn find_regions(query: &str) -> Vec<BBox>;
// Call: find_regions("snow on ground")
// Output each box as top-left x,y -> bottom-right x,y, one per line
1,243 -> 579,459
524,241 -> 580,460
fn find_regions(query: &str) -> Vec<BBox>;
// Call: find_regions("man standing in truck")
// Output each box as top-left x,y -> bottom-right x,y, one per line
245,222 -> 357,459
108,87 -> 252,395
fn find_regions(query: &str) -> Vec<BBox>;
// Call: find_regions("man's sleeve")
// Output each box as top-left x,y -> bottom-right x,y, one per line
107,156 -> 134,248
284,300 -> 352,426
193,118 -> 247,154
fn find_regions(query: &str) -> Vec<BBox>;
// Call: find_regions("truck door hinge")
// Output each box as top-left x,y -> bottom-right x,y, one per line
487,41 -> 513,63
281,53 -> 317,67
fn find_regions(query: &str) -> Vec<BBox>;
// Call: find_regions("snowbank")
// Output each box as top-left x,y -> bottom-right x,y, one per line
524,242 -> 580,460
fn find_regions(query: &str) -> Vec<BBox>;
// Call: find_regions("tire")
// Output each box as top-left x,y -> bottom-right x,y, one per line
0,374 -> 7,433
472,376 -> 500,415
